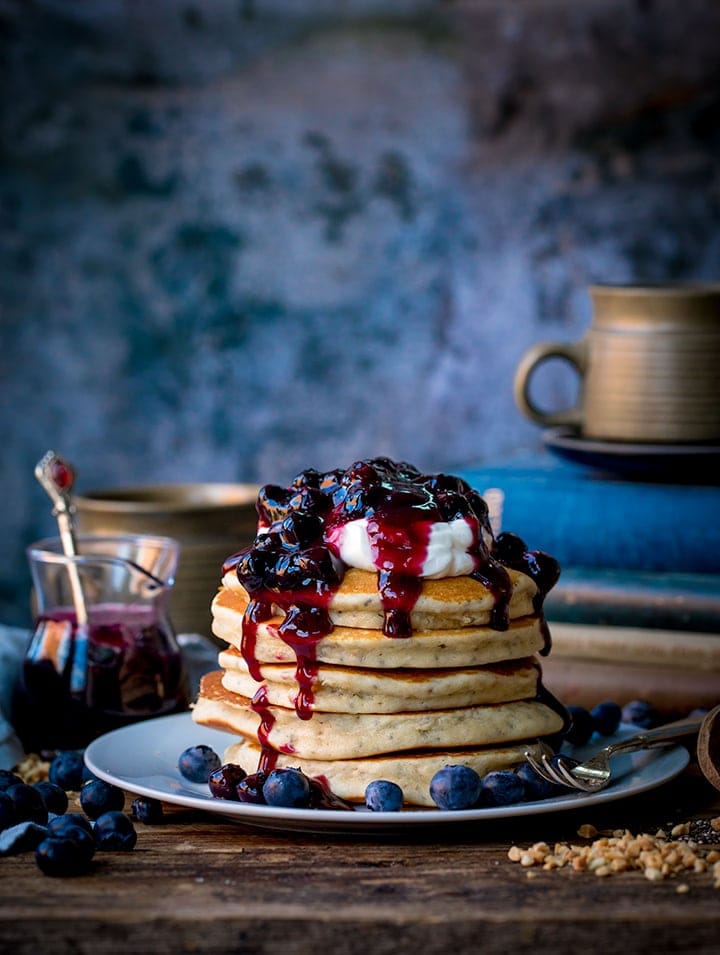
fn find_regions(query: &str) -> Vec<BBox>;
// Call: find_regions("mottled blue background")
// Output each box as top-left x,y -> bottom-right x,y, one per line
2,0 -> 720,625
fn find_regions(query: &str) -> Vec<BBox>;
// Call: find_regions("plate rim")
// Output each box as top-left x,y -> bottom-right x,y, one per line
84,712 -> 691,833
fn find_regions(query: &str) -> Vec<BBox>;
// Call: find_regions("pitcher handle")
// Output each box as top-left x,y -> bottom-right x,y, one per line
513,340 -> 587,428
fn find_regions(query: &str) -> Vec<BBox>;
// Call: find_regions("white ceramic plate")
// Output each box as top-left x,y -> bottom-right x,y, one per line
85,712 -> 690,835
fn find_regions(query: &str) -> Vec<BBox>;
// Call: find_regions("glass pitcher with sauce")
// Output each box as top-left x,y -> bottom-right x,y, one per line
14,534 -> 189,752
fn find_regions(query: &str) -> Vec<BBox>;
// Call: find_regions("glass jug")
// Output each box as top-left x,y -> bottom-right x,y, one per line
15,534 -> 190,752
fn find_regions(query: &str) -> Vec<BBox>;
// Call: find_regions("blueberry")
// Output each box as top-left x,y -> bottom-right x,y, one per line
621,700 -> 658,729
48,751 -> 85,791
208,763 -> 247,800
0,770 -> 23,793
6,783 -> 48,825
478,770 -> 526,807
564,706 -> 595,746
236,771 -> 267,804
429,765 -> 482,810
178,745 -> 221,784
365,780 -> 403,812
33,781 -> 69,816
262,768 -> 311,808
591,701 -> 622,737
48,812 -> 94,838
80,779 -> 125,820
130,796 -> 164,825
35,830 -> 95,877
0,792 -> 16,832
515,761 -> 565,801
93,811 -> 137,851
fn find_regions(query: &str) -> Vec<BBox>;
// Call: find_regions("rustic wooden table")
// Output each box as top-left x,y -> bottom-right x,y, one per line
1,765 -> 719,954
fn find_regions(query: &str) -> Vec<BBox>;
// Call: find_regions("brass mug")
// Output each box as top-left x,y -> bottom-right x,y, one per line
513,283 -> 720,443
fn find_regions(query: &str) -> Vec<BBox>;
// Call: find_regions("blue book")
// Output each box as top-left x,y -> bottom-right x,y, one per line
456,457 -> 720,576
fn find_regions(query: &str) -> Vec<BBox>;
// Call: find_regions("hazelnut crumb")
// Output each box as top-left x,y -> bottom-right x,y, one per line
676,883 -> 690,894
577,824 -> 597,839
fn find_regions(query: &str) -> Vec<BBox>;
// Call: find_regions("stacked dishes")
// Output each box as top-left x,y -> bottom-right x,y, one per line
193,459 -> 567,806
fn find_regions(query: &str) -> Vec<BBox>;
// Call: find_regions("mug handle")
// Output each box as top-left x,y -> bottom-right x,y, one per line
513,341 -> 587,428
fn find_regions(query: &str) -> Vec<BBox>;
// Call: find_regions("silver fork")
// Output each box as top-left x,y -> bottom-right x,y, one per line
525,714 -> 704,793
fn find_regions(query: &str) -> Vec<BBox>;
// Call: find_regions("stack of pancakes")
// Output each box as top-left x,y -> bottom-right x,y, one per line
194,537 -> 566,807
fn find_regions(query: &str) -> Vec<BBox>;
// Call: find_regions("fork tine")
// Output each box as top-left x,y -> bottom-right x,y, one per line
546,755 -> 585,789
523,750 -> 562,787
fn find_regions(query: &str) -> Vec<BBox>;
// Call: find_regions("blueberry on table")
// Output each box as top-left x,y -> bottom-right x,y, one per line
80,779 -> 125,820
208,763 -> 247,800
48,751 -> 85,791
262,768 -> 311,808
130,797 -> 164,825
33,781 -> 69,816
591,701 -> 622,737
35,829 -> 95,877
178,745 -> 221,784
478,770 -> 526,808
0,792 -> 16,832
564,706 -> 595,746
0,770 -> 23,793
429,765 -> 482,810
364,779 -> 403,812
48,813 -> 94,838
5,783 -> 48,825
621,699 -> 659,729
515,761 -> 564,801
93,811 -> 137,851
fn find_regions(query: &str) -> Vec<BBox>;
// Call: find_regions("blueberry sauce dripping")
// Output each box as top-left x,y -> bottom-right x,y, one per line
223,459 -> 560,766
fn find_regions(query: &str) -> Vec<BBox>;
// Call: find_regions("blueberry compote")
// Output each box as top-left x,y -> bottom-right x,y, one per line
14,604 -> 189,752
223,458 -> 560,772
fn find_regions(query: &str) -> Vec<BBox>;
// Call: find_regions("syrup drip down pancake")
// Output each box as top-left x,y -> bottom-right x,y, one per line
192,457 -> 567,806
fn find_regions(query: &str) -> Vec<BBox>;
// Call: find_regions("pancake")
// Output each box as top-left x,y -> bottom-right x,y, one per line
221,565 -> 538,630
218,647 -> 541,713
193,670 -> 565,760
222,736 -> 549,808
212,587 -> 547,669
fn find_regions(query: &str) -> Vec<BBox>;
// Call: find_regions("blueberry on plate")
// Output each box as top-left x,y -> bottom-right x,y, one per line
564,706 -> 595,746
262,768 -> 311,808
48,812 -> 94,838
93,811 -> 137,851
429,765 -> 482,810
35,828 -> 95,877
48,751 -> 85,791
515,761 -> 565,801
236,771 -> 267,804
5,783 -> 48,825
80,779 -> 125,820
591,701 -> 622,737
365,779 -> 403,812
130,797 -> 164,825
478,770 -> 526,808
621,699 -> 658,729
208,763 -> 247,800
33,781 -> 69,816
178,745 -> 221,784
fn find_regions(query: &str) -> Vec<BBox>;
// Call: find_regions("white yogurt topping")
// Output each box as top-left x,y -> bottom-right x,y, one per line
326,517 -> 491,579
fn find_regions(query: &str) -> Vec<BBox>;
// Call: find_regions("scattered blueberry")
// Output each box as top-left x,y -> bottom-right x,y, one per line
262,768 -> 311,808
429,765 -> 482,810
0,792 -> 16,832
515,761 -> 565,801
5,783 -> 48,825
130,797 -> 164,825
93,811 -> 137,851
178,745 -> 221,784
591,701 -> 622,737
0,821 -> 49,856
0,770 -> 23,793
478,770 -> 526,807
365,779 -> 404,812
48,813 -> 94,838
564,706 -> 595,746
82,764 -> 99,784
208,763 -> 247,800
48,751 -> 85,791
35,828 -> 95,877
621,699 -> 658,729
80,779 -> 125,820
236,771 -> 267,804
33,781 -> 69,816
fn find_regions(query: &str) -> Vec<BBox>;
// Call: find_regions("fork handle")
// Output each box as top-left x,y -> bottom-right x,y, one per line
603,715 -> 704,758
